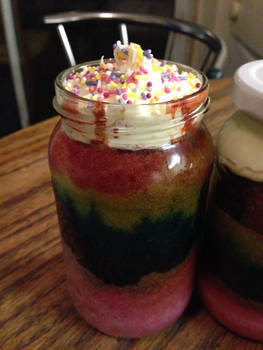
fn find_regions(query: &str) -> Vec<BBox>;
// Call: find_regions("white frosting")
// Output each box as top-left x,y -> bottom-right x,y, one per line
54,42 -> 207,149
54,96 -> 207,150
217,111 -> 263,181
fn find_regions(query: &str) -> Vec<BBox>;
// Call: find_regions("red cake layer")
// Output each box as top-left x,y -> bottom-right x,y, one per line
198,268 -> 263,342
49,122 -> 168,194
63,241 -> 198,338
49,121 -> 213,196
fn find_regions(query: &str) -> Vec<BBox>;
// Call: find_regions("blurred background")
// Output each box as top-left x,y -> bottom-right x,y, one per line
0,0 -> 262,137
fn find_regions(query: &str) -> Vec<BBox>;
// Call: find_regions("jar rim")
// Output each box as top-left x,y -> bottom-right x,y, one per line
55,59 -> 208,107
53,60 -> 210,150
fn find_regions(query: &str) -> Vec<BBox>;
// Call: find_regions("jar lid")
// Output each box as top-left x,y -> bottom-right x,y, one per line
232,60 -> 263,122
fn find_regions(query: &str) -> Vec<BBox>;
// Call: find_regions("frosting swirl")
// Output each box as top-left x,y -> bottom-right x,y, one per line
54,42 -> 208,149
63,41 -> 201,105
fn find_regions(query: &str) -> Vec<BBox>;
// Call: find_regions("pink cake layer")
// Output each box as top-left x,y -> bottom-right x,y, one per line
198,267 -> 263,342
63,241 -> 198,338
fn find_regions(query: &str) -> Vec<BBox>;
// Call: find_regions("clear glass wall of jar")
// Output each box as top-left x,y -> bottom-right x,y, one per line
48,62 -> 213,338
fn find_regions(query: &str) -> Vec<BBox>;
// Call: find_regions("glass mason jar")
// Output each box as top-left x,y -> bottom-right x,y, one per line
198,61 -> 263,342
48,61 -> 214,338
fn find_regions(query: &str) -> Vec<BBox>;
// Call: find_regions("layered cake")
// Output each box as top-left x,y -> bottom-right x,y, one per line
49,42 -> 213,337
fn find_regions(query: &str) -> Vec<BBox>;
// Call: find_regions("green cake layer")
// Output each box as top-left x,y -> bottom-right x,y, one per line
52,170 -> 203,231
52,172 -> 207,286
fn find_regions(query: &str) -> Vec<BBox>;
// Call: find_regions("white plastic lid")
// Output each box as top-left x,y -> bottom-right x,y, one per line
232,60 -> 263,122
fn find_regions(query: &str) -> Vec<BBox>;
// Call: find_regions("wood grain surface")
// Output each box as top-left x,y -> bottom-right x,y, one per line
1,78 -> 262,349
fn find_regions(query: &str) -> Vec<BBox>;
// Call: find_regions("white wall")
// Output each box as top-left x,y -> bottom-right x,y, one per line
175,0 -> 259,76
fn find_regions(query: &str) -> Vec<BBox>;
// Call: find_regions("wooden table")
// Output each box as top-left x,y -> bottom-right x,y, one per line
1,78 -> 262,350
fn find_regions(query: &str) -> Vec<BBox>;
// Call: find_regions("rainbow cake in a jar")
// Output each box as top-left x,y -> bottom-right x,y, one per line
49,42 -> 213,337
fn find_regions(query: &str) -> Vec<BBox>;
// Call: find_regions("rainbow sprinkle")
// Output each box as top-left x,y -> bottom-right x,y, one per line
63,42 -> 202,104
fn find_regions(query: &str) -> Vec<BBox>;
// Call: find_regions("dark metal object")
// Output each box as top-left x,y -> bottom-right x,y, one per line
43,11 -> 223,72
1,0 -> 30,127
